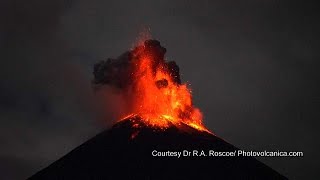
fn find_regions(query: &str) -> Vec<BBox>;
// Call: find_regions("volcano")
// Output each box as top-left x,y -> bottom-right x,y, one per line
29,116 -> 287,179
29,39 -> 287,179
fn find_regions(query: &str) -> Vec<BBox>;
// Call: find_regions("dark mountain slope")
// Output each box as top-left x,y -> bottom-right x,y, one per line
29,116 -> 287,180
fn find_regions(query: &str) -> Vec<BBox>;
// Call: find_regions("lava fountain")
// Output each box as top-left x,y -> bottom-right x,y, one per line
93,39 -> 209,133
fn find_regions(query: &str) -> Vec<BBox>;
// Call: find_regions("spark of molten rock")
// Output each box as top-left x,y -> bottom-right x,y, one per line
93,40 -> 209,132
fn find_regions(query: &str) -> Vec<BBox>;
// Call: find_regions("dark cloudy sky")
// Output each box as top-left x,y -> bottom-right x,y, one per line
0,0 -> 319,179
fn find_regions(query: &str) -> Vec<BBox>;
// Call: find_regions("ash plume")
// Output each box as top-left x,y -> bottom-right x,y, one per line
93,40 -> 181,89
92,40 -> 182,122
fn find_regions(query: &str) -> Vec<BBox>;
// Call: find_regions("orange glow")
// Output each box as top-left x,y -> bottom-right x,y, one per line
118,39 -> 210,133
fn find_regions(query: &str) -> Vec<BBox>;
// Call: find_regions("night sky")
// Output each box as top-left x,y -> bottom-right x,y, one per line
1,0 -> 319,179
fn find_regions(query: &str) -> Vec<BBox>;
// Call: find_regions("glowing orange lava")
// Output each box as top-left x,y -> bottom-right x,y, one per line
119,39 -> 209,133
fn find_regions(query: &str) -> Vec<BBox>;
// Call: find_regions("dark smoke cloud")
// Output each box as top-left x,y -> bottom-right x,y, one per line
92,39 -> 182,121
93,40 -> 180,88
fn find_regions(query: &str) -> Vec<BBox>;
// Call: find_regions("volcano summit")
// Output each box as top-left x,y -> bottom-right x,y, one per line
29,40 -> 287,179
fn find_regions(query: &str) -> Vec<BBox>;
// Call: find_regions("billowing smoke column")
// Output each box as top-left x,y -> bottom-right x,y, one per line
93,40 -> 208,132
93,40 -> 180,88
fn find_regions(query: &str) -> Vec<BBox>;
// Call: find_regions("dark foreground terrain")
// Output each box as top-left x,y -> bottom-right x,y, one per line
29,116 -> 287,180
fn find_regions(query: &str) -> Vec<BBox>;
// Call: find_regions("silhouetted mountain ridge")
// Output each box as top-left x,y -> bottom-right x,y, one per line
28,116 -> 287,179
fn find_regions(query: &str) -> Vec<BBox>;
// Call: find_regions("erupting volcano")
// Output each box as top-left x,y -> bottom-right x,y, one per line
93,39 -> 207,132
29,39 -> 287,180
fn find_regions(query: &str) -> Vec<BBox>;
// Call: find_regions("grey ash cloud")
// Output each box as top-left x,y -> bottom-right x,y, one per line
92,39 -> 180,89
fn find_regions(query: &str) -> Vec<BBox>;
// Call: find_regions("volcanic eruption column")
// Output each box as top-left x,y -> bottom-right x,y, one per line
93,39 -> 209,132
